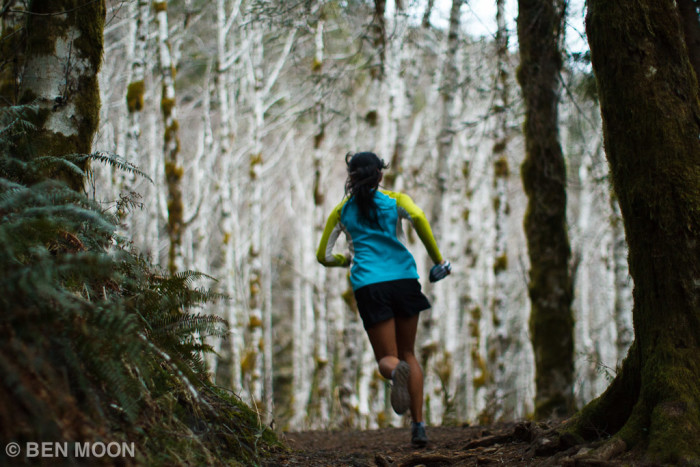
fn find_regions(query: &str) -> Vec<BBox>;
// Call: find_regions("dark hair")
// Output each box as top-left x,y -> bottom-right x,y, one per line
344,151 -> 388,228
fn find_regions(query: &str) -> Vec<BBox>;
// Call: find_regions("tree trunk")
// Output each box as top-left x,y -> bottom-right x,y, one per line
124,0 -> 149,191
310,11 -> 331,428
154,0 -> 185,274
486,0 -> 514,422
0,0 -> 105,190
213,0 -> 243,394
372,0 -> 387,79
566,1 -> 700,462
428,0 -> 461,239
517,0 -> 575,419
421,0 -> 435,29
385,3 -> 409,192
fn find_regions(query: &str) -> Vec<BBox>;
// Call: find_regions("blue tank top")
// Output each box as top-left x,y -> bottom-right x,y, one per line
340,191 -> 419,289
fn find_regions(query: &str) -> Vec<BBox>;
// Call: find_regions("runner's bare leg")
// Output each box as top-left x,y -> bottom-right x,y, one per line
366,318 -> 399,379
395,314 -> 423,423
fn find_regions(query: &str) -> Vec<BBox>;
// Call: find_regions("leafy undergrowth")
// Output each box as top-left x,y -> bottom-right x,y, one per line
0,105 -> 279,466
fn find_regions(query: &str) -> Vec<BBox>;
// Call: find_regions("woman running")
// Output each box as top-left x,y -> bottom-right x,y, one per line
316,151 -> 451,447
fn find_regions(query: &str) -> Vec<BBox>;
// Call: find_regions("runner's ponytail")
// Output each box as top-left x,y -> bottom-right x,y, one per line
345,152 -> 388,229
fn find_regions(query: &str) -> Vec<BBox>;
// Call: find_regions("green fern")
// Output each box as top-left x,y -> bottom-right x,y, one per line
79,151 -> 154,184
0,107 -> 278,465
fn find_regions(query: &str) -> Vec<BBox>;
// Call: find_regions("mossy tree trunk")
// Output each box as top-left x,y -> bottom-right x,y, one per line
0,0 -> 105,191
516,0 -> 575,419
154,0 -> 184,274
213,0 -> 242,394
123,0 -> 149,191
565,1 -> 700,462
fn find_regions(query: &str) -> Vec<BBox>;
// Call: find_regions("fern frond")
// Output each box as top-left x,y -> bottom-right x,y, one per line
76,152 -> 153,184
0,116 -> 36,139
174,270 -> 218,284
0,103 -> 39,125
152,313 -> 229,339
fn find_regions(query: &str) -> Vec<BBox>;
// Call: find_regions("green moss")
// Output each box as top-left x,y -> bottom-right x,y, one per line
249,152 -> 263,180
240,350 -> 257,376
73,0 -> 106,72
420,341 -> 438,364
471,349 -> 489,388
365,110 -> 378,127
313,176 -> 325,206
164,161 -> 183,181
435,351 -> 453,385
462,161 -> 471,179
462,208 -> 470,222
383,171 -> 397,187
164,121 -> 180,152
161,97 -> 176,120
494,156 -> 509,177
492,140 -> 507,155
126,80 -> 145,112
248,315 -> 263,329
493,254 -> 508,273
313,126 -> 325,149
24,7 -> 68,57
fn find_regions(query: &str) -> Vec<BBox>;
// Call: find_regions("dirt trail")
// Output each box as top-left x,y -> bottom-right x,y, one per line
264,421 -> 629,466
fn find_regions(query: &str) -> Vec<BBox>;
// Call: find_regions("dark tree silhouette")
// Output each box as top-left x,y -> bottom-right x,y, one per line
517,0 -> 575,419
565,0 -> 700,462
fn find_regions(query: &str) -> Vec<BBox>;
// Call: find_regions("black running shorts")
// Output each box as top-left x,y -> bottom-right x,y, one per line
353,278 -> 431,330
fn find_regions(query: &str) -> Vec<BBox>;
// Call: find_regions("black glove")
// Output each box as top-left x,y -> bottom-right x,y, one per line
429,260 -> 451,283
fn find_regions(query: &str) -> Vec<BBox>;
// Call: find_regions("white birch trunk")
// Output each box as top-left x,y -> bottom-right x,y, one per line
212,0 -> 243,394
423,0 -> 462,425
486,0 -> 515,422
428,0 -> 461,238
386,6 -> 410,191
310,15 -> 331,429
154,0 -> 185,273
573,149 -> 600,402
289,161 -> 315,428
246,24 -> 265,406
124,0 -> 149,191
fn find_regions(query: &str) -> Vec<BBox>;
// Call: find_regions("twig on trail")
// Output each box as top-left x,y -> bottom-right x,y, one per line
397,454 -> 461,467
463,433 -> 514,450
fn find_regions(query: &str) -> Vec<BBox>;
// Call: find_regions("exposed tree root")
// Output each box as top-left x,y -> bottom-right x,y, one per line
557,339 -> 700,465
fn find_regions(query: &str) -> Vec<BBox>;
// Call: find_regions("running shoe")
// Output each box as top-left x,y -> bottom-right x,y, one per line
411,422 -> 428,447
390,361 -> 411,415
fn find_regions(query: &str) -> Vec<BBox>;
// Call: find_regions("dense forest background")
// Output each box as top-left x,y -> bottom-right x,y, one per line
91,0 -> 630,430
2,0 -> 698,464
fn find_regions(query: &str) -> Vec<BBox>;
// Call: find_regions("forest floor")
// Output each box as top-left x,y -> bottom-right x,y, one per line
263,421 -> 639,466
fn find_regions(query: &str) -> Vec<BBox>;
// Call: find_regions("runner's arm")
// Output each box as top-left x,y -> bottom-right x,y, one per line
316,203 -> 350,267
395,193 -> 444,265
